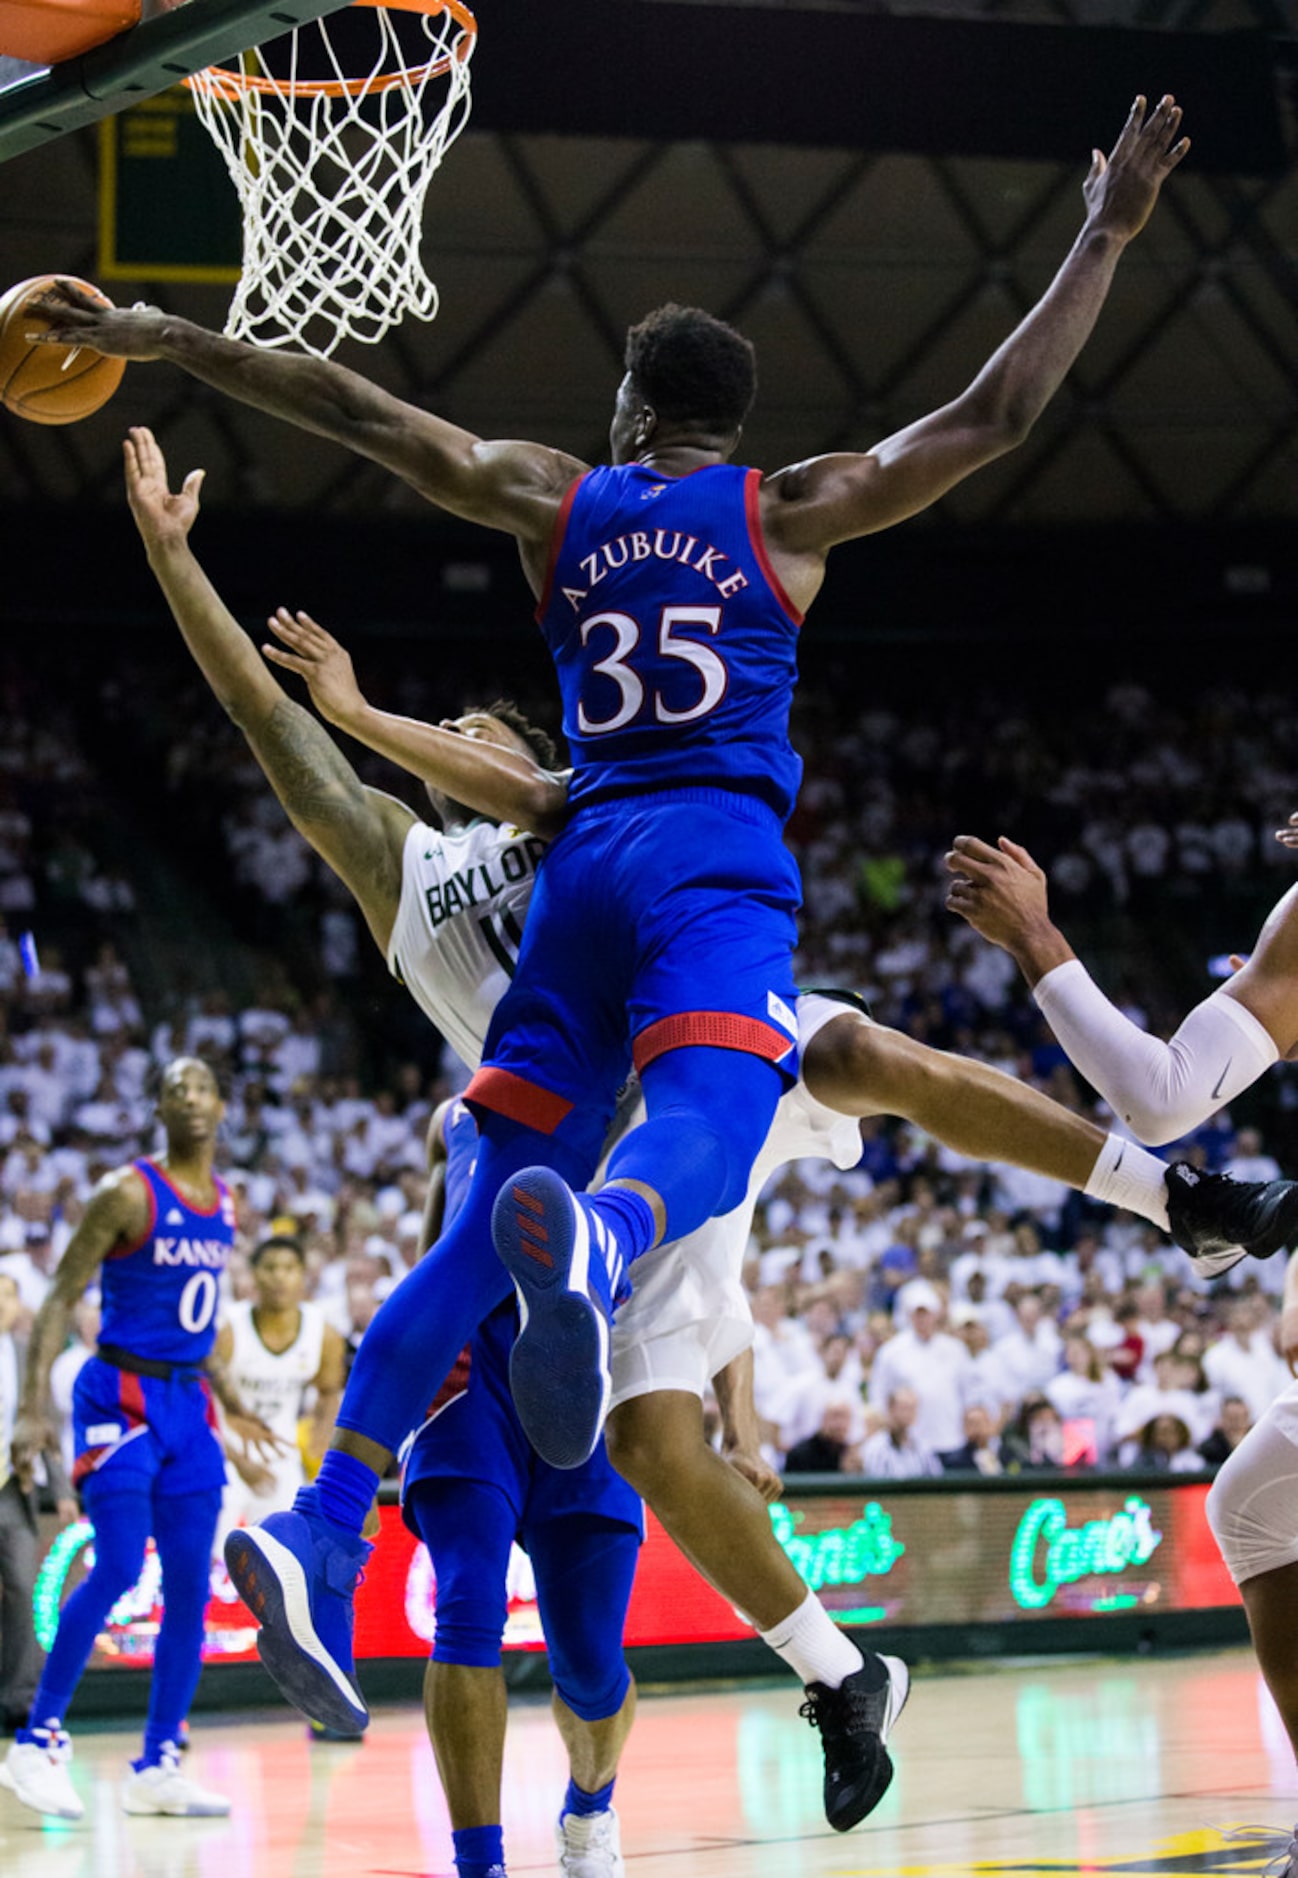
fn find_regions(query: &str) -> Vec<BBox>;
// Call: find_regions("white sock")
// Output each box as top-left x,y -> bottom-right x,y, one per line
1035,963 -> 1278,1146
758,1590 -> 863,1689
1085,1133 -> 1171,1230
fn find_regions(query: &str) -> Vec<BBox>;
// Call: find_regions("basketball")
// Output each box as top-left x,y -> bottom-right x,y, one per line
0,274 -> 126,425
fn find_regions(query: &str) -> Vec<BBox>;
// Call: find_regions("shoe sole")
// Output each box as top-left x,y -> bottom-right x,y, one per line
122,1791 -> 231,1817
224,1528 -> 367,1737
826,1655 -> 911,1833
1190,1245 -> 1248,1279
492,1171 -> 611,1470
0,1755 -> 84,1821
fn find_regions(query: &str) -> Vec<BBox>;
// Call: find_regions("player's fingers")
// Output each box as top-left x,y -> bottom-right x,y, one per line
949,834 -> 1003,866
267,609 -> 315,650
182,468 -> 205,503
262,645 -> 310,675
997,836 -> 1041,875
1112,93 -> 1145,157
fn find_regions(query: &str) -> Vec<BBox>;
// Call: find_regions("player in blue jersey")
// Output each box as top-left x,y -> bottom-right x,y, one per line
0,1058 -> 279,1822
38,96 -> 1197,1820
405,1095 -> 644,1878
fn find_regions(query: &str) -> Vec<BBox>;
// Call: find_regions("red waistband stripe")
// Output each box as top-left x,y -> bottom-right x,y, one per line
632,1010 -> 797,1072
465,1067 -> 575,1136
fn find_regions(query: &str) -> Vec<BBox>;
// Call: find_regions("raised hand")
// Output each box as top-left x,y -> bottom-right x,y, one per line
29,277 -> 168,359
1082,94 -> 1190,243
263,607 -> 368,727
123,426 -> 206,551
944,834 -> 1053,948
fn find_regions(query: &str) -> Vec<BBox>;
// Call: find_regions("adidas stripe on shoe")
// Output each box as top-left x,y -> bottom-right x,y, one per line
491,1166 -> 621,1470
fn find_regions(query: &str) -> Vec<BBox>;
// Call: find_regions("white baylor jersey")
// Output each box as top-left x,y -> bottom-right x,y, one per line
386,818 -> 545,1071
226,1298 -> 327,1447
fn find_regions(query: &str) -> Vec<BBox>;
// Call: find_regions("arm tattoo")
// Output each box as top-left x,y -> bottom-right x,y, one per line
251,698 -> 402,912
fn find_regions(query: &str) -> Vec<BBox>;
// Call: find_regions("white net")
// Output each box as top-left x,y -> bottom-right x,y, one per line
186,0 -> 475,358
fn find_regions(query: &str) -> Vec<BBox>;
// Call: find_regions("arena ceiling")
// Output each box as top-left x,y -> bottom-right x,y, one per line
0,0 -> 1295,532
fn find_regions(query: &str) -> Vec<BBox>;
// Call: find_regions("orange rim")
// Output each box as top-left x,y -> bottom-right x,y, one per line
186,0 -> 475,101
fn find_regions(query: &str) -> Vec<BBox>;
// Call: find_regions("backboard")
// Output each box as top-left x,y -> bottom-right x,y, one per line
0,0 -> 357,160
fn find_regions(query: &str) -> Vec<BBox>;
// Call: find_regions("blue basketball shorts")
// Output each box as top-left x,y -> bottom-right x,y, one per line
399,1303 -> 643,1532
72,1356 -> 227,1500
466,788 -> 802,1152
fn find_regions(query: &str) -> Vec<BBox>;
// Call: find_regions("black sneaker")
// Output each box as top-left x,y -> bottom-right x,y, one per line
799,1650 -> 909,1832
1165,1163 -> 1298,1279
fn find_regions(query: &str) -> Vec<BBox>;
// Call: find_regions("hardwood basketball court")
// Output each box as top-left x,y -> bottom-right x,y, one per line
1,1648 -> 1293,1876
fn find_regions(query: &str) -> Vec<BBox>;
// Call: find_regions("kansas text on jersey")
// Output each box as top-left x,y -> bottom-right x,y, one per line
97,1158 -> 236,1364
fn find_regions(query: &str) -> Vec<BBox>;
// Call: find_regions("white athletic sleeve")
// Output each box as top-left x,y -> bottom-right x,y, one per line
1033,960 -> 1278,1146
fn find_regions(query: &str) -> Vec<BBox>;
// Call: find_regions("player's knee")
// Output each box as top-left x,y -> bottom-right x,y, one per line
604,1406 -> 670,1497
804,1016 -> 899,1115
84,1541 -> 146,1601
430,1599 -> 507,1669
551,1657 -> 630,1724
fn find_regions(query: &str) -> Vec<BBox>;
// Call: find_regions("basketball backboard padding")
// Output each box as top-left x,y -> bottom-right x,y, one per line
0,0 -> 141,68
0,0 -> 356,158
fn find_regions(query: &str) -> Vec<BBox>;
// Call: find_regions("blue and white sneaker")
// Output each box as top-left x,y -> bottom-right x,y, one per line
224,1490 -> 371,1736
491,1167 -> 625,1470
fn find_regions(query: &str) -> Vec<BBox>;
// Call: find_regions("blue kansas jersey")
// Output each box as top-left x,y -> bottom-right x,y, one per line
97,1158 -> 236,1364
537,462 -> 803,821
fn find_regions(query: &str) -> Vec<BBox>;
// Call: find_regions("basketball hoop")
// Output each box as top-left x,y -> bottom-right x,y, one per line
185,0 -> 476,358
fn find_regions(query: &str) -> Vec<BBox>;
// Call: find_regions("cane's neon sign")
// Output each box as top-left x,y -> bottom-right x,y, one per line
768,1500 -> 905,1590
1010,1496 -> 1162,1611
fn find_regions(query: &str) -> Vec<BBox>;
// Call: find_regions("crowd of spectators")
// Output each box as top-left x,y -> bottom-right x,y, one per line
2,641 -> 1297,1489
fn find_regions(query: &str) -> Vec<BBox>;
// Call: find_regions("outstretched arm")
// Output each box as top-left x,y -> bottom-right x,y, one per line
11,1166 -> 145,1481
124,427 -> 411,951
945,833 -> 1279,1145
764,96 -> 1189,583
263,608 -> 571,841
34,290 -> 585,575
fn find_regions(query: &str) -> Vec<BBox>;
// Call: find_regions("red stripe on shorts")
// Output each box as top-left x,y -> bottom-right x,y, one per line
72,1446 -> 109,1486
425,1344 -> 473,1421
465,1066 -> 574,1135
633,1010 -> 796,1072
117,1370 -> 147,1425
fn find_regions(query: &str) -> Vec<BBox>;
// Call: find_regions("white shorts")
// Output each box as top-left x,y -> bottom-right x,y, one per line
1206,1381 -> 1298,1584
607,992 -> 869,1410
